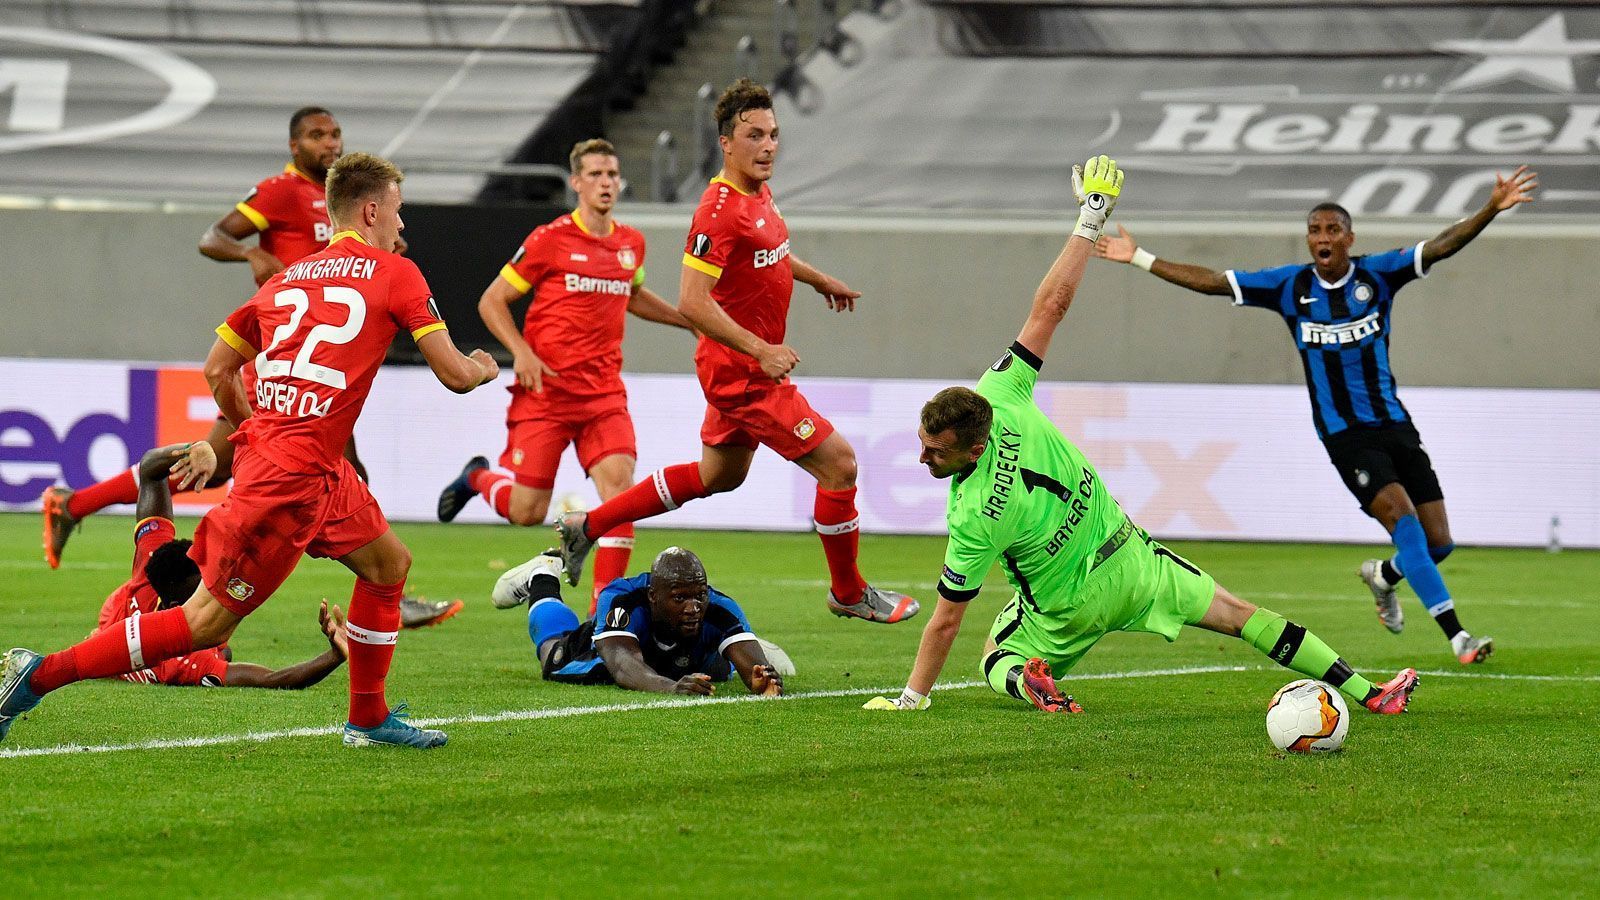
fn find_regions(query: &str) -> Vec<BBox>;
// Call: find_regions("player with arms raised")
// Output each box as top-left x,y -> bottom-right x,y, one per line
1093,168 -> 1537,663
865,157 -> 1418,718
2,153 -> 499,748
554,80 -> 917,625
437,139 -> 689,609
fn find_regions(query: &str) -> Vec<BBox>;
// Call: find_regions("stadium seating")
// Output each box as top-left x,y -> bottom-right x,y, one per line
0,0 -> 683,203
768,1 -> 1600,216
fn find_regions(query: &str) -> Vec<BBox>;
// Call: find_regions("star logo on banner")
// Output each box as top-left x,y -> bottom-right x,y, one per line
1434,13 -> 1600,93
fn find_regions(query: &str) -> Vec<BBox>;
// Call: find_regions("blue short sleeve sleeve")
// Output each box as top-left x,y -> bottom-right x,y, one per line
1225,263 -> 1302,311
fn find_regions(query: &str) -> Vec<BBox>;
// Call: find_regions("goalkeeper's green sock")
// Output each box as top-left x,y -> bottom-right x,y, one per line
1242,609 -> 1378,704
982,648 -> 1030,703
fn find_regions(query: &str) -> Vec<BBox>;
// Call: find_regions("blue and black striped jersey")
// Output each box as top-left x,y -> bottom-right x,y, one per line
1226,243 -> 1429,439
588,573 -> 756,681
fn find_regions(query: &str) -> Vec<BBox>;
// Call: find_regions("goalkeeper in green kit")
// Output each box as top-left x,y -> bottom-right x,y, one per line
865,157 -> 1420,716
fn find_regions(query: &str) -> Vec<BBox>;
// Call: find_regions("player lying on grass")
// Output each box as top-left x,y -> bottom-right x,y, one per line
492,547 -> 783,697
864,156 -> 1418,716
94,441 -> 351,689
1,152 -> 501,749
1092,169 -> 1536,664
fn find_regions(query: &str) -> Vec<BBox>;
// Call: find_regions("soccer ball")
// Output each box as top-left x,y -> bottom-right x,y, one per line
1265,679 -> 1349,754
756,638 -> 797,676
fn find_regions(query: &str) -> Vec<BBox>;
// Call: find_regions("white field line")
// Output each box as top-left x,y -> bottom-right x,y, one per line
0,665 -> 1249,761
6,665 -> 1598,761
726,580 -> 1586,611
1418,670 -> 1600,683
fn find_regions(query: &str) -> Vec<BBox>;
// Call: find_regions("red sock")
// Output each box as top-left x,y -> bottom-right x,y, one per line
66,468 -> 139,519
815,486 -> 867,604
585,464 -> 707,538
29,606 -> 195,695
590,524 -> 635,615
469,468 -> 514,520
346,579 -> 404,728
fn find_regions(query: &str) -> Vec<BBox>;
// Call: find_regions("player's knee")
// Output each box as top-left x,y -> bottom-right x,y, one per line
508,495 -> 548,526
826,455 -> 858,490
371,545 -> 413,585
1429,543 -> 1455,564
701,466 -> 747,494
184,599 -> 238,648
508,507 -> 545,527
1369,489 -> 1414,527
815,444 -> 858,491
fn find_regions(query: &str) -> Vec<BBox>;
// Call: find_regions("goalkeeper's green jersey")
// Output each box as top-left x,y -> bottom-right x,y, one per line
937,342 -> 1128,613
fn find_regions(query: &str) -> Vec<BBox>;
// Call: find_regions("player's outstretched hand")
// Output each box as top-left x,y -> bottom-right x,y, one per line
320,600 -> 350,660
751,664 -> 784,697
862,693 -> 930,711
170,441 -> 218,492
815,275 -> 860,313
1071,155 -> 1125,242
1490,165 -> 1538,211
674,673 -> 715,696
1095,224 -> 1138,263
755,342 -> 800,383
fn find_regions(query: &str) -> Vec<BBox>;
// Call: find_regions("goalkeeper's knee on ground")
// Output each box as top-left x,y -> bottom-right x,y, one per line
982,648 -> 1029,702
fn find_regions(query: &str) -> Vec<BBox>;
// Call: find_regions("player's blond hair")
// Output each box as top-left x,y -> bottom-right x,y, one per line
569,138 -> 617,174
921,387 -> 993,450
325,152 -> 403,226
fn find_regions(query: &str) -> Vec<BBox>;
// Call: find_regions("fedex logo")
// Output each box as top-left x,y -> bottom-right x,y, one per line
0,363 -> 225,506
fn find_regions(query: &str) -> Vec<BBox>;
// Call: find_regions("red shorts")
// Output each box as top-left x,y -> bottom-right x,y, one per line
700,379 -> 834,461
502,405 -> 637,490
190,447 -> 389,616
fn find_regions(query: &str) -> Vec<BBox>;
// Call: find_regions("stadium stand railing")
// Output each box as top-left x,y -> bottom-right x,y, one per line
0,0 -> 692,204
746,0 -> 1600,215
639,0 -> 904,200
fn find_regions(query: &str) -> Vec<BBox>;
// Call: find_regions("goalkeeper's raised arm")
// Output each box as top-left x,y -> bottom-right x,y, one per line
1014,156 -> 1125,363
863,156 -> 1126,713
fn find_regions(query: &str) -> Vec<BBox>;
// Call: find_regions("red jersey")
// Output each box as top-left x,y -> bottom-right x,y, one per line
95,517 -> 230,687
235,162 -> 334,277
498,210 -> 645,416
682,176 -> 794,385
216,231 -> 447,475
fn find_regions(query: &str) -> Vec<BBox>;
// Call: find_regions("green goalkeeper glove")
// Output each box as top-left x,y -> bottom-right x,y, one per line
863,688 -> 931,711
1071,154 -> 1124,242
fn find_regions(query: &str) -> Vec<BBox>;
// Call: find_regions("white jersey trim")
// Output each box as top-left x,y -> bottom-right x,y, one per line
1224,269 -> 1246,306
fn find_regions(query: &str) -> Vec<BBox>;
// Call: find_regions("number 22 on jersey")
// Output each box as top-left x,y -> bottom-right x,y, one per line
253,286 -> 366,418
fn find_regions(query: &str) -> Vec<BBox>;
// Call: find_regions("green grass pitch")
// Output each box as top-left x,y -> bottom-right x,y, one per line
1,513 -> 1596,896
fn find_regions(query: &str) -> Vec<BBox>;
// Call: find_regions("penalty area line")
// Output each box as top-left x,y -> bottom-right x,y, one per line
0,664 -> 1249,761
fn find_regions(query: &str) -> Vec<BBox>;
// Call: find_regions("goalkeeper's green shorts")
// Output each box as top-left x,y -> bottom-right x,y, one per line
986,529 -> 1216,675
